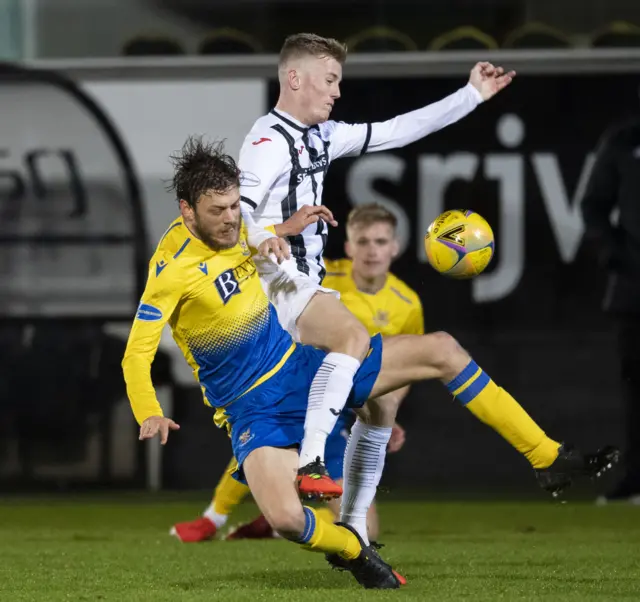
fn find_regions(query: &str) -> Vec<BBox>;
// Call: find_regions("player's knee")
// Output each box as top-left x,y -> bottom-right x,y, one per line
383,390 -> 403,415
424,331 -> 469,380
341,319 -> 370,361
266,504 -> 306,540
363,393 -> 401,426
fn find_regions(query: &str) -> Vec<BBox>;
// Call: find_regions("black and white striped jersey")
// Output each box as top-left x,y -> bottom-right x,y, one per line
239,82 -> 483,284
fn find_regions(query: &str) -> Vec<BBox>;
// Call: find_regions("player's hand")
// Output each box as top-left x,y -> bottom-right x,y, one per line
139,416 -> 180,445
387,422 -> 406,453
469,62 -> 516,101
258,237 -> 291,264
277,205 -> 338,237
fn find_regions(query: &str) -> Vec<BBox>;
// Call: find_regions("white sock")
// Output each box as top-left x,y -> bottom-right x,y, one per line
340,419 -> 392,545
298,352 -> 361,468
203,503 -> 228,529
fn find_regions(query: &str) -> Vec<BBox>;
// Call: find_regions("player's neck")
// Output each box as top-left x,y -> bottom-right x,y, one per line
351,270 -> 387,295
274,99 -> 312,127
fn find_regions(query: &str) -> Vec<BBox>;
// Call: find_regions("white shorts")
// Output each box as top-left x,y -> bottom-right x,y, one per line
254,256 -> 339,343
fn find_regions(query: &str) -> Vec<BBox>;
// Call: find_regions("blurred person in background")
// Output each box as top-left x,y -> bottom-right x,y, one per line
582,111 -> 640,504
170,204 -> 422,543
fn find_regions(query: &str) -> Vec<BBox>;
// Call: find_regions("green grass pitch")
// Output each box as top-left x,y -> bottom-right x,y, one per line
1,494 -> 639,601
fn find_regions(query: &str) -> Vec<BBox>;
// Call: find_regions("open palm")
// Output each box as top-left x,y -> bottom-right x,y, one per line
469,61 -> 516,101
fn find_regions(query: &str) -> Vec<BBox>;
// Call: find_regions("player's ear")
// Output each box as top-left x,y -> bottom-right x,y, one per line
288,68 -> 300,90
391,238 -> 400,259
345,240 -> 353,259
179,198 -> 194,220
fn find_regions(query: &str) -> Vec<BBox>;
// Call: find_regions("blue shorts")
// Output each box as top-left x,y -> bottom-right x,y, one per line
325,410 -> 356,480
227,334 -> 382,482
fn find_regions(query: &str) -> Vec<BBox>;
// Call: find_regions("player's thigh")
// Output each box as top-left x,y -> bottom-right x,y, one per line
243,446 -> 305,535
368,333 -> 470,399
297,292 -> 370,359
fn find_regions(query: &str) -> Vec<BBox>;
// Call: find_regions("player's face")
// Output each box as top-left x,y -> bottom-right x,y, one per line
346,222 -> 399,280
299,56 -> 342,124
180,187 -> 242,251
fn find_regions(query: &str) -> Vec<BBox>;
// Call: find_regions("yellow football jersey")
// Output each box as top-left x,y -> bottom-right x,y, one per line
122,218 -> 295,425
323,258 -> 424,337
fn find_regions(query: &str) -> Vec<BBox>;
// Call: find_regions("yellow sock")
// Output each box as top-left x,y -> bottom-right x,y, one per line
212,457 -> 250,515
447,361 -> 560,469
314,506 -> 336,525
298,507 -> 361,560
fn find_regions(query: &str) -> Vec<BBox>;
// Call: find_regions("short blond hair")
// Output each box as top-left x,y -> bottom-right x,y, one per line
279,33 -> 347,67
347,204 -> 398,232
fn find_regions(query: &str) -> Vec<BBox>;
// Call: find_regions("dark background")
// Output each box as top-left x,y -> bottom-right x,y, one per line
2,72 -> 633,494
167,73 -> 635,494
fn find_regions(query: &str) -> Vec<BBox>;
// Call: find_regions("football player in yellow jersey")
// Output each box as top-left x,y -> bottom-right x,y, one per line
171,204 -> 420,543
124,137 -> 618,590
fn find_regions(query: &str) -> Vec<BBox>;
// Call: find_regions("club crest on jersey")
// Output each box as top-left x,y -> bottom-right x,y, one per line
238,428 -> 254,446
373,310 -> 390,328
239,239 -> 250,256
136,303 -> 163,321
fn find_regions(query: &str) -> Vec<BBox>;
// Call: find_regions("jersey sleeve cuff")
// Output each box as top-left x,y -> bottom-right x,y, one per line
465,82 -> 484,104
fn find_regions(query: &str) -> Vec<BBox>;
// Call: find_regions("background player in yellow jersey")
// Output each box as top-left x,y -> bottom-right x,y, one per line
124,136 -> 618,589
171,204 -> 421,543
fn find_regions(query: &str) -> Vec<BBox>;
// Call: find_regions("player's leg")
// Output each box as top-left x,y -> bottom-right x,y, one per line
226,423 -> 347,541
326,487 -> 379,540
368,333 -> 619,491
338,331 -> 618,542
171,456 -> 250,542
259,260 -> 369,498
242,445 -> 402,589
295,292 -> 370,472
338,413 -> 392,544
336,391 -> 402,543
208,457 -> 251,524
242,446 -> 337,543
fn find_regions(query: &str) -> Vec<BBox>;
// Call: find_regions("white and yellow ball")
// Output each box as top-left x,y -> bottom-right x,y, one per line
424,210 -> 495,279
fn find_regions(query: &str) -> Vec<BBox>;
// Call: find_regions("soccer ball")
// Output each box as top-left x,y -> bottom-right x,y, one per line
424,210 -> 495,279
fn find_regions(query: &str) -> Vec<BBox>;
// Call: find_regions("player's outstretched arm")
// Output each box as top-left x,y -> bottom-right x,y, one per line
329,61 -> 515,159
122,258 -> 185,428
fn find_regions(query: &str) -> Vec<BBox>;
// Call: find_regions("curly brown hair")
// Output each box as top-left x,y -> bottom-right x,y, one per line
168,136 -> 240,208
